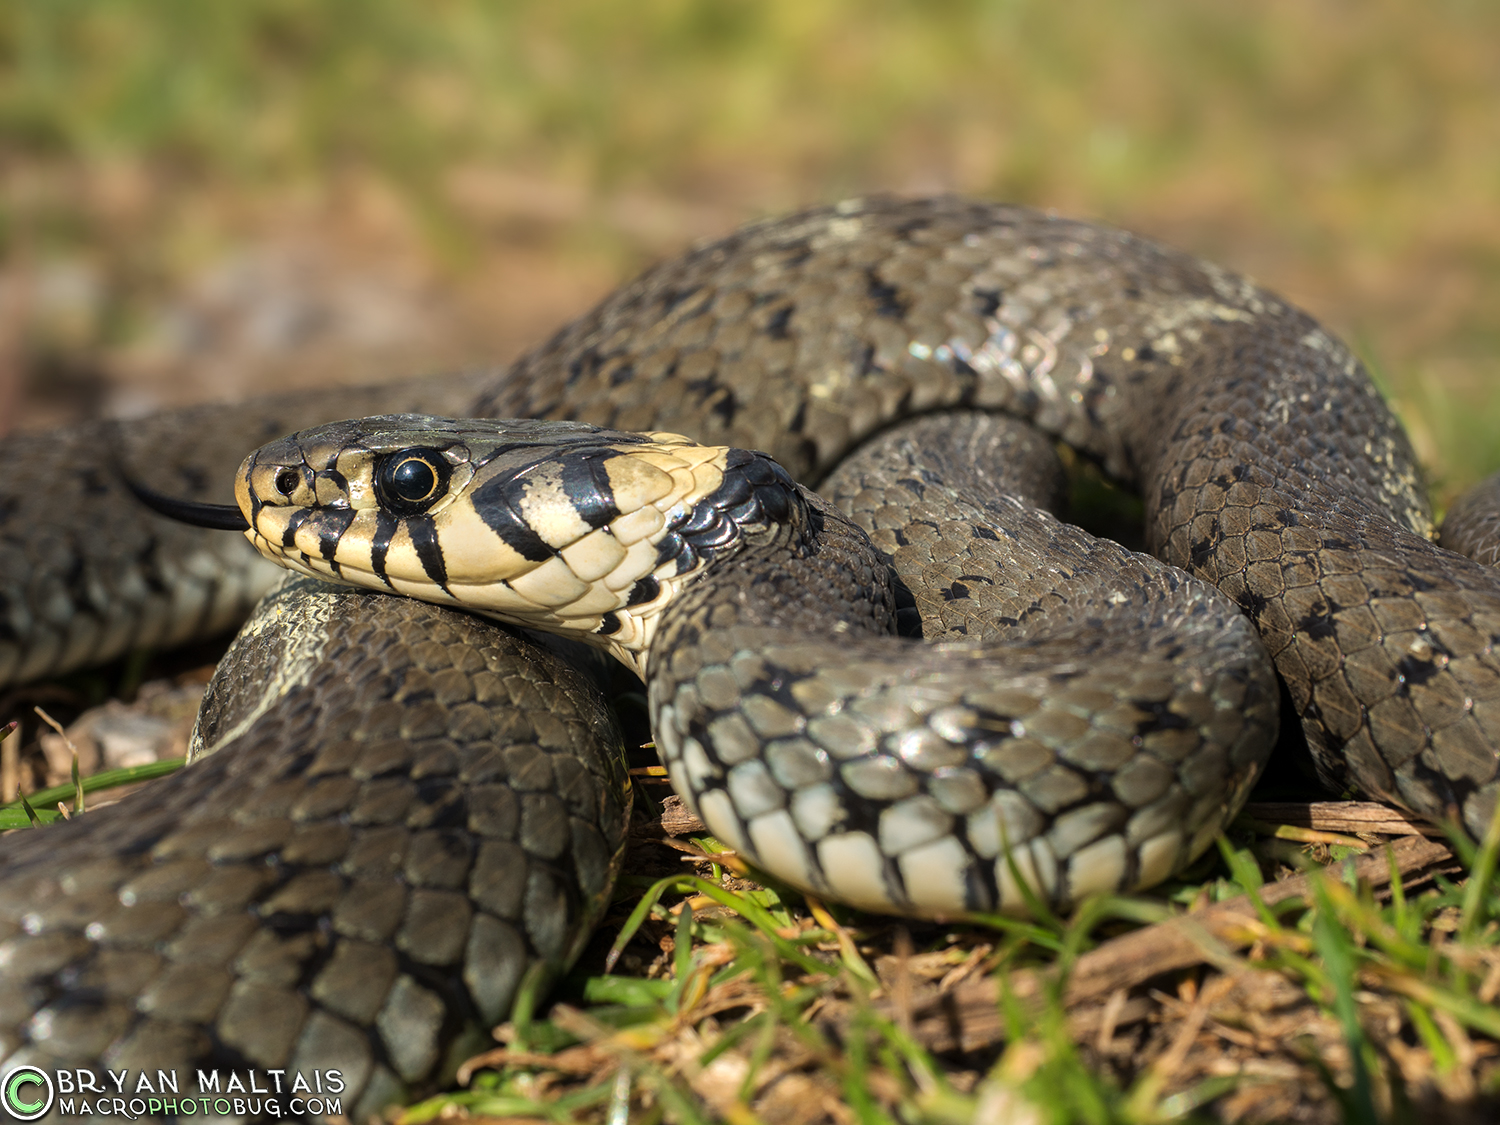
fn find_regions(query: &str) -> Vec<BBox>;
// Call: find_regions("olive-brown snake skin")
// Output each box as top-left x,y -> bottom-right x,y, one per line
2,196 -> 1497,1119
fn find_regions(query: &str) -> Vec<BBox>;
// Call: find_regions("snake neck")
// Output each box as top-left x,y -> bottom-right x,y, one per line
646,484 -> 903,680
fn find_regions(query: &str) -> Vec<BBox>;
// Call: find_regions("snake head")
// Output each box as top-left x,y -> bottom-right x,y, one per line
228,414 -> 796,674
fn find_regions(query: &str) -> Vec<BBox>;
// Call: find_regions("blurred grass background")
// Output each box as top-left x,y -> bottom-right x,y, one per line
2,0 -> 1498,504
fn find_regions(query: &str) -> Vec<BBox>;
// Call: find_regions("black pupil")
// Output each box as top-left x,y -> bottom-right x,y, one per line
391,458 -> 437,502
275,469 -> 299,495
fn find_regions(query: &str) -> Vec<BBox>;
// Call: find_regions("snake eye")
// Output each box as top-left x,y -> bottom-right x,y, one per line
274,468 -> 301,497
376,448 -> 450,515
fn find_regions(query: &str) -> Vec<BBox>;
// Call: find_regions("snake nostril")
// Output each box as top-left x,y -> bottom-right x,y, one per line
274,468 -> 300,497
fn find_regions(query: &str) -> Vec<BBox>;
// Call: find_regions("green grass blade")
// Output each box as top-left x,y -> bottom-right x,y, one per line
1217,836 -> 1285,931
605,873 -> 691,973
508,959 -> 554,1052
1309,878 -> 1379,1125
668,901 -> 695,1013
0,801 -> 60,829
1404,999 -> 1458,1074
1459,791 -> 1500,943
0,757 -> 185,814
581,975 -> 674,1007
960,911 -> 1068,953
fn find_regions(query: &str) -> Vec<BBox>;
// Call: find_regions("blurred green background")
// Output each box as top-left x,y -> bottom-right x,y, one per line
3,0 -> 1497,505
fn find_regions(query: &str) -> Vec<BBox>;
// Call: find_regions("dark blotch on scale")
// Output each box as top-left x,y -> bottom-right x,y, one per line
676,501 -> 724,538
865,269 -> 909,318
654,450 -> 800,574
370,511 -> 401,586
764,305 -> 794,339
407,515 -> 449,590
971,287 -> 1003,318
627,576 -> 661,606
1296,601 -> 1340,641
559,453 -> 622,529
312,508 -> 358,562
470,474 -> 556,564
281,509 -> 311,549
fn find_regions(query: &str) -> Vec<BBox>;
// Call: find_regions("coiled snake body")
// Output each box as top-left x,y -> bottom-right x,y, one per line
2,197 -> 1498,1117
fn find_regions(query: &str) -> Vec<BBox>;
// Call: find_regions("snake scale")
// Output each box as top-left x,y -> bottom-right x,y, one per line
2,196 -> 1498,1118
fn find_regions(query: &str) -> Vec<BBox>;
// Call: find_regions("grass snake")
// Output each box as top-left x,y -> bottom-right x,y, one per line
2,196 -> 1498,1118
